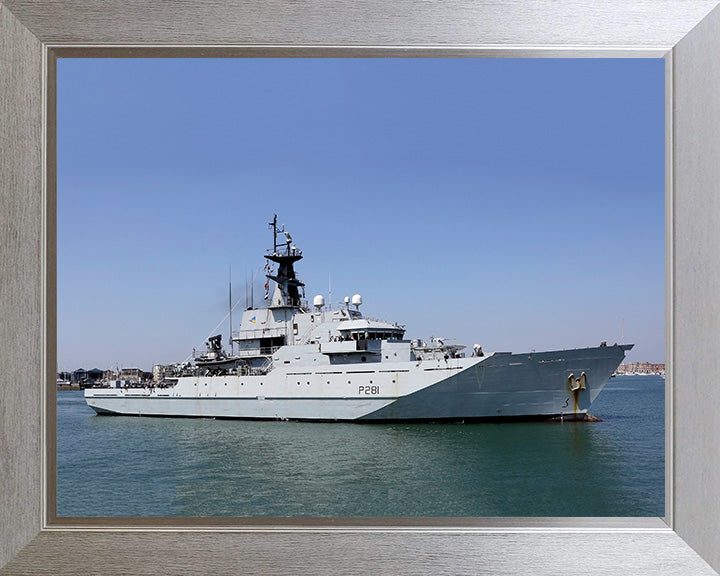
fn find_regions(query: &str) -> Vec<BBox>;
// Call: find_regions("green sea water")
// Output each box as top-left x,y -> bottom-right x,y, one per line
56,375 -> 664,517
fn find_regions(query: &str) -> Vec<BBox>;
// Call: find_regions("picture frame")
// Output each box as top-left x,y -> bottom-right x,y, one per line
2,1 -> 720,574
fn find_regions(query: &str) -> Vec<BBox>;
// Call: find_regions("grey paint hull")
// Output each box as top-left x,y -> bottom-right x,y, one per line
359,345 -> 628,421
86,345 -> 630,422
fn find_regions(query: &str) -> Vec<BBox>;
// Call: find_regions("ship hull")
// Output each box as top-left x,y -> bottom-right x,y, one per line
84,344 -> 630,422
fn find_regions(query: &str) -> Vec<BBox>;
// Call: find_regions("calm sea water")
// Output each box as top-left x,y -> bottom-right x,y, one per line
57,375 -> 664,517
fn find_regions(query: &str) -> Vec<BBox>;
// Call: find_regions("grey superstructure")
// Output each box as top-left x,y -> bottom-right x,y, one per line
85,215 -> 632,421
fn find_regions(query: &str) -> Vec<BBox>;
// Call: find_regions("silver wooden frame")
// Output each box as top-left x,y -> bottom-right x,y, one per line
2,2 -> 720,574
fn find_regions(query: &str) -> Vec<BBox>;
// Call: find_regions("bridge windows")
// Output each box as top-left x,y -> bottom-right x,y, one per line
345,330 -> 404,342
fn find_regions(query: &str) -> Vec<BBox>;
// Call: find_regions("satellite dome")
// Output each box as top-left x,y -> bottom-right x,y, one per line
313,295 -> 325,309
351,294 -> 362,308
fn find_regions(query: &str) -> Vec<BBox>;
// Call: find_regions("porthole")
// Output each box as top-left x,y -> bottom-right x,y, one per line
361,356 -> 367,362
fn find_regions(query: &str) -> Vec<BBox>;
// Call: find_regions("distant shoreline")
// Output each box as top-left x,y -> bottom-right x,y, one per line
56,383 -> 81,391
615,362 -> 665,376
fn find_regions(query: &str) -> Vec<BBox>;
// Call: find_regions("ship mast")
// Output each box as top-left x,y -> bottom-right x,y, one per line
228,265 -> 233,354
228,264 -> 234,355
265,214 -> 305,308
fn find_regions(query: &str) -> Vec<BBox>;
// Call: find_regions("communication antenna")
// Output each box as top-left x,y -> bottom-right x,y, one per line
269,214 -> 278,253
228,265 -> 233,355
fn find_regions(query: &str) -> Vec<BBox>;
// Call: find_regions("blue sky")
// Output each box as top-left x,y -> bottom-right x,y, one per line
57,58 -> 665,371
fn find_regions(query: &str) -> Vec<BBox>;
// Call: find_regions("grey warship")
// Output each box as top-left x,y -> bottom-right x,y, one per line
85,214 -> 632,421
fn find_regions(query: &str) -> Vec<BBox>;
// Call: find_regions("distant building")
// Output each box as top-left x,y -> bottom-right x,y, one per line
119,367 -> 143,380
70,369 -> 87,384
70,368 -> 103,387
114,367 -> 152,383
616,362 -> 665,375
87,368 -> 103,381
65,366 -> 151,387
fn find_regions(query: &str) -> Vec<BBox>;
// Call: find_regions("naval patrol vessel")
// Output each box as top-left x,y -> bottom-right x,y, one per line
85,215 -> 632,421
